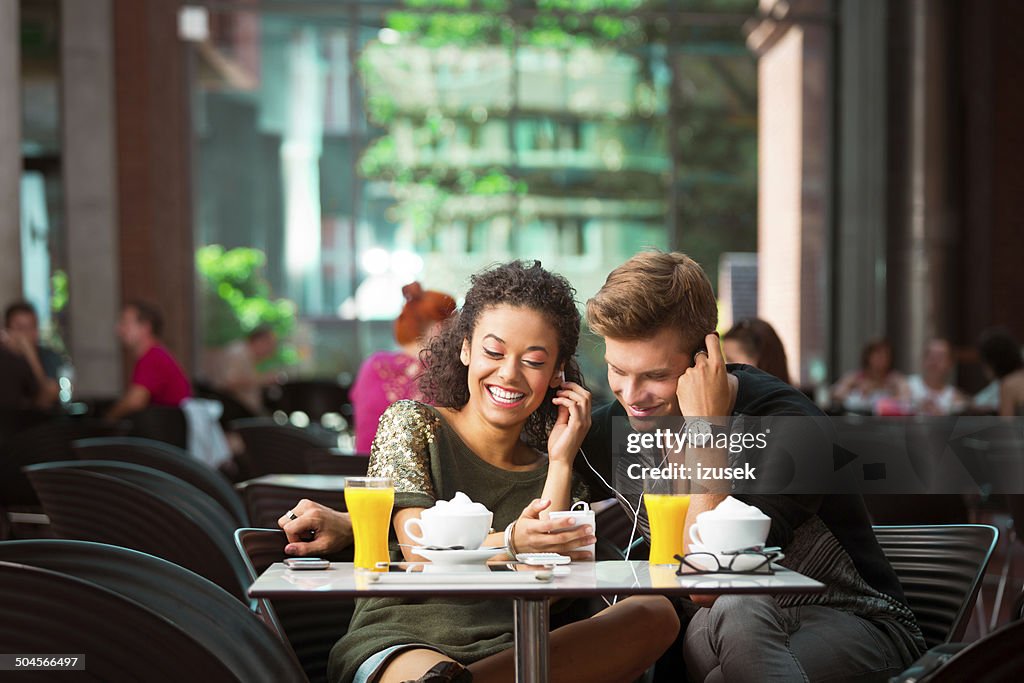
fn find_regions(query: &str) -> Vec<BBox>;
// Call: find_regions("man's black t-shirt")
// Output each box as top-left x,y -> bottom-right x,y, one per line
577,364 -> 908,606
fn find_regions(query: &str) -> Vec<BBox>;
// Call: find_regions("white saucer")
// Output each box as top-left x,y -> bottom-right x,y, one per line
685,544 -> 783,573
414,546 -> 506,565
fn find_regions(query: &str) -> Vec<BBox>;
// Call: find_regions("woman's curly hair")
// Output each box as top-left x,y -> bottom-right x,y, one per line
419,260 -> 584,451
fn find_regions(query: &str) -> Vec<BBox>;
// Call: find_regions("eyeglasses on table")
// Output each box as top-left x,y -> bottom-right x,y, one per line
674,547 -> 783,576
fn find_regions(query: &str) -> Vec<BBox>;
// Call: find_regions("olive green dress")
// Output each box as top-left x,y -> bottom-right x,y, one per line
329,400 -> 586,683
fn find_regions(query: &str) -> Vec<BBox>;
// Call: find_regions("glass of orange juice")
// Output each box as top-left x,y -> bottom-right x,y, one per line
644,478 -> 690,565
344,477 -> 395,571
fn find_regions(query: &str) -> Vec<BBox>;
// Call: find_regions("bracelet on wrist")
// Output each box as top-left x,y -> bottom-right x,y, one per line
504,520 -> 520,557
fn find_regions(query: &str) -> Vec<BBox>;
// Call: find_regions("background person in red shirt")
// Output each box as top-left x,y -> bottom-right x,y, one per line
107,301 -> 192,420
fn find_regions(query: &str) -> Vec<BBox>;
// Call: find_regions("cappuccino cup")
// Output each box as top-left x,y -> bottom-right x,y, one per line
404,492 -> 493,550
688,497 -> 770,553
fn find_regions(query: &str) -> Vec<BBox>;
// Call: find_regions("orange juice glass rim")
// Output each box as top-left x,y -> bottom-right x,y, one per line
345,477 -> 393,488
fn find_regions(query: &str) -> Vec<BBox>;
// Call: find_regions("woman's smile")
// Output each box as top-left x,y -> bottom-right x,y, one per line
462,305 -> 560,424
485,383 -> 528,408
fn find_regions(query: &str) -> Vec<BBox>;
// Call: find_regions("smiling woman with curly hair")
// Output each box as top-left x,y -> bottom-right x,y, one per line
326,259 -> 679,683
418,261 -> 585,451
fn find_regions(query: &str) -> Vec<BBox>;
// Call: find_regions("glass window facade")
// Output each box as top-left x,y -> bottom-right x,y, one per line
192,1 -> 761,398
19,0 -> 64,350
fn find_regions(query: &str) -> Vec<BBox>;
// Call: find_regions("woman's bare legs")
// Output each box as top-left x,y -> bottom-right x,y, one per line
375,596 -> 679,683
377,649 -> 454,682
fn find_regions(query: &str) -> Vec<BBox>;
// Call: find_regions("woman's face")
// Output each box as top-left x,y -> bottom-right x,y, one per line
867,346 -> 892,375
722,338 -> 757,366
460,304 -> 562,429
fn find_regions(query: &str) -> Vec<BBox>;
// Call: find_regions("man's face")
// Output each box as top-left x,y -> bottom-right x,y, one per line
250,332 -> 277,362
923,340 -> 952,378
6,311 -> 39,345
116,307 -> 146,349
604,327 -> 692,429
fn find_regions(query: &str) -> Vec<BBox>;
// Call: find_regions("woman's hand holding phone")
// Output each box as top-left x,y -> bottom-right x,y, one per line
513,498 -> 597,562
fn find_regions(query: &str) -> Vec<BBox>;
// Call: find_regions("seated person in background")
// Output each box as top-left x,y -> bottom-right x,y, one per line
284,261 -> 678,683
107,301 -> 192,420
2,300 -> 61,408
831,338 -> 910,414
906,338 -> 967,415
721,317 -> 790,384
350,282 -> 456,453
211,325 -> 279,415
0,343 -> 40,410
976,327 -> 1024,417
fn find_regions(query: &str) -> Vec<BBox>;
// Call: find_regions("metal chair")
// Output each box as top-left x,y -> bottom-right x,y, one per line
874,524 -> 999,648
71,436 -> 249,525
193,380 -> 258,425
232,418 -> 337,476
25,460 -> 252,601
235,528 -> 355,683
908,619 -> 1024,682
237,478 -> 348,534
0,539 -> 306,682
864,495 -> 970,525
988,494 -> 1024,629
127,405 -> 189,448
304,448 -> 370,477
0,560 -> 240,681
0,414 -> 124,507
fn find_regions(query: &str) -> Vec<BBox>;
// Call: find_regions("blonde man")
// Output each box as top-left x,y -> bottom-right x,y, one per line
579,251 -> 925,682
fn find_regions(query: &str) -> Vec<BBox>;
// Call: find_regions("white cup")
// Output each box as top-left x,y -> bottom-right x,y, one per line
404,508 -> 493,550
547,501 -> 597,557
688,512 -> 770,553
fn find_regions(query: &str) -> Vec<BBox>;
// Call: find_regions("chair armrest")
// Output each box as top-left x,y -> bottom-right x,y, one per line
889,643 -> 968,683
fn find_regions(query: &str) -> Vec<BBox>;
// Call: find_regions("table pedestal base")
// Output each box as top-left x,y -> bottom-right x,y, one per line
514,597 -> 549,683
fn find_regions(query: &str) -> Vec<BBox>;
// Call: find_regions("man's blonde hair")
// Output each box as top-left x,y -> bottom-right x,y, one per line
586,250 -> 718,353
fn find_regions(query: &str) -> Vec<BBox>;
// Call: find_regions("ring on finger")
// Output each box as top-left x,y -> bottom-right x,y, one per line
288,510 -> 298,520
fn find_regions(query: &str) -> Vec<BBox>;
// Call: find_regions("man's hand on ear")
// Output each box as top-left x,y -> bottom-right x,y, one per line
676,333 -> 731,421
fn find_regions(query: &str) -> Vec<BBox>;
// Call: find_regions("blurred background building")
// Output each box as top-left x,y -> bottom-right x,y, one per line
2,0 -> 1022,404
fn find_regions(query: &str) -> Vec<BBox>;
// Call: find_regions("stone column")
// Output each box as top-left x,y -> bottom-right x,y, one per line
62,0 -> 122,395
886,0 -> 957,371
112,0 -> 194,375
834,0 -> 889,377
0,2 -> 21,297
748,0 -> 831,386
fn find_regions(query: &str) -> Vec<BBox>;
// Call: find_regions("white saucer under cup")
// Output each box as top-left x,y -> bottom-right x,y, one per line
414,546 -> 506,565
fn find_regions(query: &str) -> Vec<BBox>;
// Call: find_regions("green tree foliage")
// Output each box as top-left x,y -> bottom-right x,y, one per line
50,269 -> 68,314
195,245 -> 297,350
360,0 -> 757,267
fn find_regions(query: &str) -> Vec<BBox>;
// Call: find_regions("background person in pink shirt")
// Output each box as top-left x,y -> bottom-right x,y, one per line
350,282 -> 456,453
107,301 -> 192,420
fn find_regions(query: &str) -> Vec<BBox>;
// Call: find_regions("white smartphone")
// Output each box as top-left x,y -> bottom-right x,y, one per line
516,552 -> 572,565
284,557 -> 330,570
